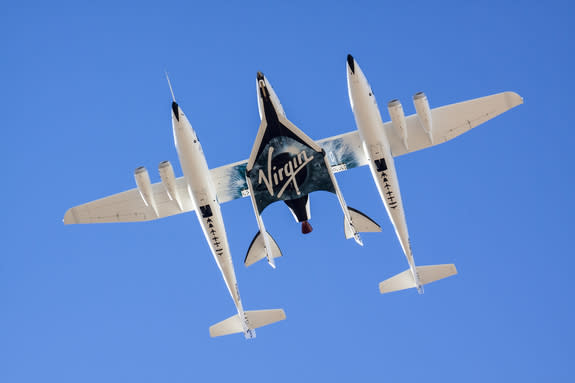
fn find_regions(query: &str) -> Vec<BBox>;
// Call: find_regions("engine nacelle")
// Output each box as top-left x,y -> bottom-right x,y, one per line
134,166 -> 159,216
387,99 -> 408,149
158,160 -> 182,211
413,92 -> 433,143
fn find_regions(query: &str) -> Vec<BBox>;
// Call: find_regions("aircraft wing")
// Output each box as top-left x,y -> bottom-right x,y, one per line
385,91 -> 523,157
64,177 -> 194,224
66,92 -> 521,220
317,130 -> 368,171
210,131 -> 368,204
210,160 -> 249,204
210,91 -> 522,205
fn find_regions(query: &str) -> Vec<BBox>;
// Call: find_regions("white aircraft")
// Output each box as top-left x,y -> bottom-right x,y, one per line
345,54 -> 523,293
65,57 -> 522,336
64,77 -> 286,339
233,57 -> 521,296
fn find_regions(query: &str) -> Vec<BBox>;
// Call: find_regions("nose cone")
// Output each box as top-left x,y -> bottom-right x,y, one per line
346,54 -> 361,89
346,54 -> 372,110
346,54 -> 361,102
347,54 -> 355,74
257,71 -> 268,95
346,53 -> 365,82
171,101 -> 180,121
170,101 -> 193,133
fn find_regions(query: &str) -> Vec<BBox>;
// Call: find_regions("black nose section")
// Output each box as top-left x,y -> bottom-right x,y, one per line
172,101 -> 179,121
257,71 -> 265,81
347,54 -> 355,74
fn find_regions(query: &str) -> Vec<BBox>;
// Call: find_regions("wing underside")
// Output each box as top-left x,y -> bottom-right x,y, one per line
65,91 -> 522,221
210,91 -> 522,204
384,91 -> 523,157
210,131 -> 367,204
64,177 -> 194,224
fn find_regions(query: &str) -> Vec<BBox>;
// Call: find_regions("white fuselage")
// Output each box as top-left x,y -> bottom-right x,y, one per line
346,59 -> 422,291
171,103 -> 248,324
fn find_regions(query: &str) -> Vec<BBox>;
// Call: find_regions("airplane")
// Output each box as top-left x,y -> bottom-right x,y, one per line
64,76 -> 286,339
218,61 -> 521,291
64,57 -> 522,333
345,54 -> 523,293
241,72 -> 382,268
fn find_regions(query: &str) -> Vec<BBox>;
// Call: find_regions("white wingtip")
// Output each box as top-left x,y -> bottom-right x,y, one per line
504,91 -> 523,108
63,208 -> 77,225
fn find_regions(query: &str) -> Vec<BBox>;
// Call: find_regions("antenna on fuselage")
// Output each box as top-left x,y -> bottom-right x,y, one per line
165,71 -> 176,102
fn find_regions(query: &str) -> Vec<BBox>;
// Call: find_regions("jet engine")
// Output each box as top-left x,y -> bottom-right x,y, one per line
387,99 -> 408,149
134,166 -> 159,216
413,92 -> 433,142
158,160 -> 182,210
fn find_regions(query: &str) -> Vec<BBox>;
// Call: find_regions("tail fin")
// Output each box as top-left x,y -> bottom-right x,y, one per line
379,264 -> 457,294
345,207 -> 381,239
244,231 -> 282,267
209,309 -> 286,338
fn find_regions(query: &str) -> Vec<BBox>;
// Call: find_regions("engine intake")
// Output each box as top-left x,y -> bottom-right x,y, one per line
135,166 -> 159,216
387,99 -> 408,149
413,92 -> 433,143
159,160 -> 182,211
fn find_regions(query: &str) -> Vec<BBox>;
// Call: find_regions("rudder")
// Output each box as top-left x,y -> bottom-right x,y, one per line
244,231 -> 282,267
344,207 -> 381,239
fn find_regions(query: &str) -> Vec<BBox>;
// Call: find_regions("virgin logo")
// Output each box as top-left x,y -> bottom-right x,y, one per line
258,146 -> 314,198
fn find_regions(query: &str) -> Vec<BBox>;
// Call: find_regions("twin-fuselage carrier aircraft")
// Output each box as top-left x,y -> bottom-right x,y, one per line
64,55 -> 522,338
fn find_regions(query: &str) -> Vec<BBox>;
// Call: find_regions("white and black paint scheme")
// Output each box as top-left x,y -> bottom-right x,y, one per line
244,72 -> 381,268
64,60 -> 522,334
64,77 -> 286,339
346,54 -> 523,293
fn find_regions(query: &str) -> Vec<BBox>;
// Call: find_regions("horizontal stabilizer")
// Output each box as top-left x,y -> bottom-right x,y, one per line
244,231 -> 282,267
209,309 -> 286,338
345,207 -> 381,239
379,264 -> 457,294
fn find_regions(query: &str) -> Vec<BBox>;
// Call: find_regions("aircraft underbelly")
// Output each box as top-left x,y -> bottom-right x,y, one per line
178,133 -> 241,306
357,115 -> 413,259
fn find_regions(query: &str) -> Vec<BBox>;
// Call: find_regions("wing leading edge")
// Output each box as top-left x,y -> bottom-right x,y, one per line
210,91 -> 522,204
65,91 -> 522,221
64,176 -> 194,224
210,130 -> 367,205
385,91 -> 523,157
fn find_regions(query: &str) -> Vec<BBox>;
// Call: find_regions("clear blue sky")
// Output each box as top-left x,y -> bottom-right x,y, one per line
1,1 -> 573,381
